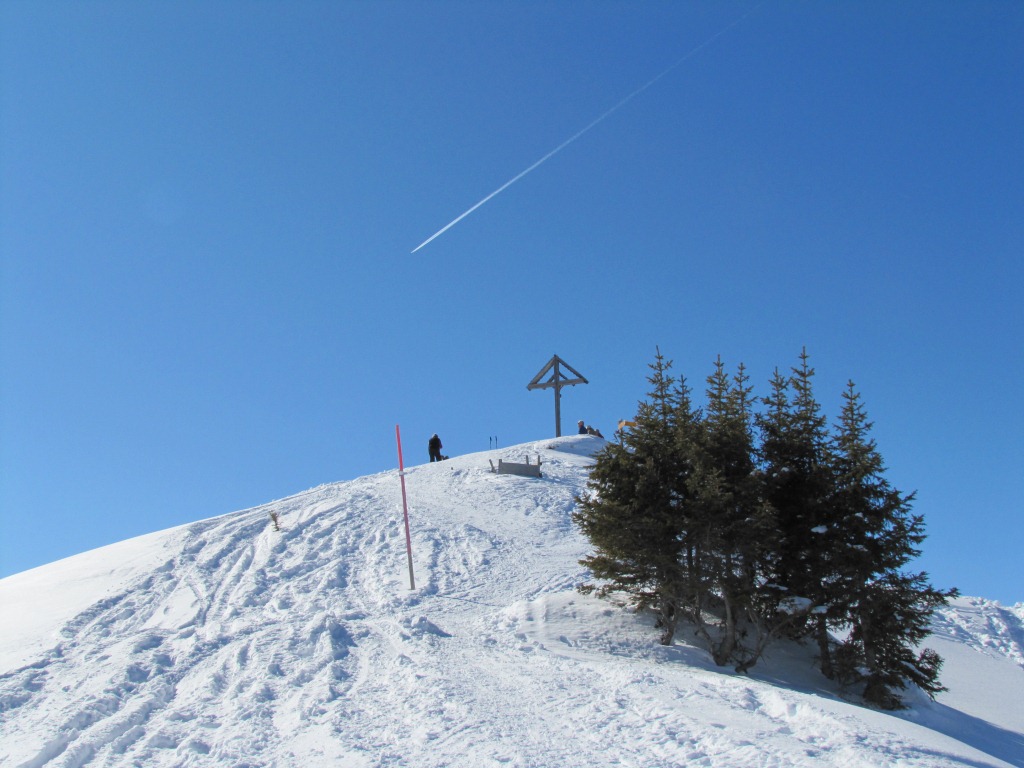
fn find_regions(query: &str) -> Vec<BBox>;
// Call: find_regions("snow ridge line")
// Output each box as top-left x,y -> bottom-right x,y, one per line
931,598 -> 1024,670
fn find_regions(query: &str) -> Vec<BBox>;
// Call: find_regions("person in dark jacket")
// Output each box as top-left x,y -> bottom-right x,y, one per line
578,420 -> 587,435
428,433 -> 444,462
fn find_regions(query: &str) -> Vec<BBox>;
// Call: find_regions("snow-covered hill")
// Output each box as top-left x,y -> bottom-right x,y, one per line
1,437 -> 1022,768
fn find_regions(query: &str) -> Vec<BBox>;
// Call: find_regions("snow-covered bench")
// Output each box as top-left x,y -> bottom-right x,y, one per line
489,456 -> 542,478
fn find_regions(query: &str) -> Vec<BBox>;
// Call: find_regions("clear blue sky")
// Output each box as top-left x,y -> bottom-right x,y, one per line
2,2 -> 1021,604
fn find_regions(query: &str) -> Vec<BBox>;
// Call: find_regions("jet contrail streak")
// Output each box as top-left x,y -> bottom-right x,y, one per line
411,5 -> 762,253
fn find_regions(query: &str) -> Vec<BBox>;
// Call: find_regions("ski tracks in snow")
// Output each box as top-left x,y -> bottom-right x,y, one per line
0,445 -> 597,767
0,481 -> 373,767
2,439 -> 1019,767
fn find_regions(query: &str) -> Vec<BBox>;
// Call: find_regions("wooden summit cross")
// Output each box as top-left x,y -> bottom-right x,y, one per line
527,354 -> 588,437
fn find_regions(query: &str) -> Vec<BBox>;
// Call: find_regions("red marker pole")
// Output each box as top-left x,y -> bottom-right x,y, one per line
395,425 -> 416,590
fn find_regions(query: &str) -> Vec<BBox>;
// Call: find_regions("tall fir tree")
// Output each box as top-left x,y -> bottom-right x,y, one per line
756,350 -> 838,675
829,382 -> 956,708
573,350 -> 701,644
688,358 -> 776,669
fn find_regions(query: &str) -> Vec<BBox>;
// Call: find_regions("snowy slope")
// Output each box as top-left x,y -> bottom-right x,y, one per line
1,436 -> 1022,768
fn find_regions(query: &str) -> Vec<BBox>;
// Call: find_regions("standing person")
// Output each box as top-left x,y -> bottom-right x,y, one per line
578,420 -> 587,435
428,433 -> 444,462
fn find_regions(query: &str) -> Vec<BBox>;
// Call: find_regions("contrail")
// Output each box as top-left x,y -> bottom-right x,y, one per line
411,5 -> 762,254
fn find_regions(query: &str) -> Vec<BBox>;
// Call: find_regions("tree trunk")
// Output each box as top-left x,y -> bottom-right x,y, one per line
816,614 -> 834,680
658,595 -> 678,645
713,592 -> 737,666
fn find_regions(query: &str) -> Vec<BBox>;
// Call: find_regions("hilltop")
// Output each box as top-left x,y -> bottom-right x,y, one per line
1,437 -> 1022,767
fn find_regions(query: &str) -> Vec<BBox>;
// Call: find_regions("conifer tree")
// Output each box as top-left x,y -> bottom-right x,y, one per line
829,382 -> 956,708
756,350 -> 838,674
573,350 -> 700,644
689,358 -> 775,669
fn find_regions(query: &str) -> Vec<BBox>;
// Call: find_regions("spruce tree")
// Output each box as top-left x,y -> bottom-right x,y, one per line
573,350 -> 700,644
756,350 -> 838,675
689,358 -> 775,669
829,382 -> 956,708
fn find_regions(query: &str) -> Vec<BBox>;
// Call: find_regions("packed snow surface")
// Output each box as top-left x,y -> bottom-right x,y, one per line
1,436 -> 1022,767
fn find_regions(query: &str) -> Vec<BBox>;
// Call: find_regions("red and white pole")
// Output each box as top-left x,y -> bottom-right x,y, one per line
395,424 -> 416,590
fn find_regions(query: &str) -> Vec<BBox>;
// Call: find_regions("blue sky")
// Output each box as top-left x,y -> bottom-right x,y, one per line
2,1 -> 1021,604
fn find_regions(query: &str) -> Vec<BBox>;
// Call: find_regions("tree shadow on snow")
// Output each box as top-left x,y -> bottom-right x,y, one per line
897,702 -> 1024,768
656,629 -> 1023,767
